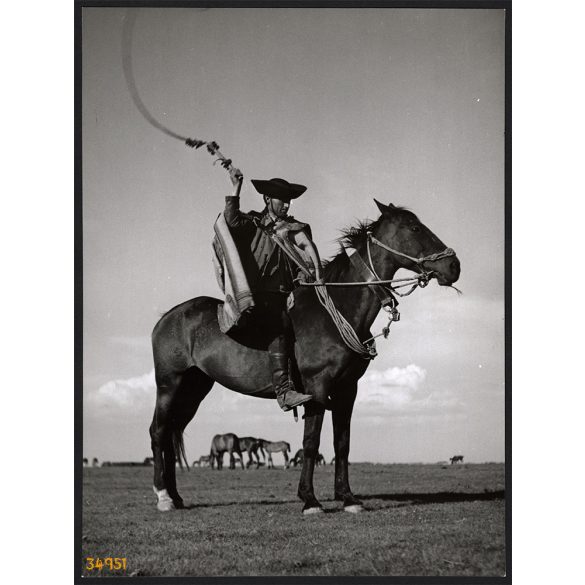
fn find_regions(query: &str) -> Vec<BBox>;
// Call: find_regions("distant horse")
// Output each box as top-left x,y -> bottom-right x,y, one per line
83,457 -> 88,466
150,200 -> 460,513
288,449 -> 326,468
288,448 -> 304,468
209,433 -> 244,470
238,436 -> 264,469
257,439 -> 290,469
192,455 -> 211,467
450,455 -> 464,464
92,457 -> 99,468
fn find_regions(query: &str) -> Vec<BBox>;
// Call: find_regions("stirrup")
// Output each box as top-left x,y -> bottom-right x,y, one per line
277,390 -> 313,411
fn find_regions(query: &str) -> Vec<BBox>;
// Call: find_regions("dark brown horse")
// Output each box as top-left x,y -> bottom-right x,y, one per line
238,436 -> 264,469
209,433 -> 244,470
150,200 -> 460,513
288,449 -> 326,468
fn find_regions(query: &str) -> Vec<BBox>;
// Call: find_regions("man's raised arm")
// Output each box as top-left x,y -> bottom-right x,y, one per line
224,166 -> 248,230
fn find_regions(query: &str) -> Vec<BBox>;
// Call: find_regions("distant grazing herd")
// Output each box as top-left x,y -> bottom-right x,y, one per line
84,438 -> 464,469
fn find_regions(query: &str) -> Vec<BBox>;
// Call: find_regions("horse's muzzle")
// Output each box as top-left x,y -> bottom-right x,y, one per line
434,255 -> 461,285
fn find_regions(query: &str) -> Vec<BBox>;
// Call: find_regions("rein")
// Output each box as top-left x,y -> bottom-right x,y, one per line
300,233 -> 456,359
368,235 -> 456,268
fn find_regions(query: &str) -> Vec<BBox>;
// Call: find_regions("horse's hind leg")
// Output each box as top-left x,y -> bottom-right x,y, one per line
150,371 -> 180,511
150,366 -> 214,511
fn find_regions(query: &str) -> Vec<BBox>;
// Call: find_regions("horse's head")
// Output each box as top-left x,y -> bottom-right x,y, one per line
372,199 -> 460,286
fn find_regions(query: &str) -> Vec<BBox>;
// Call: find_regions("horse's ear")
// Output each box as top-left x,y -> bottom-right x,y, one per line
374,199 -> 387,214
374,199 -> 396,215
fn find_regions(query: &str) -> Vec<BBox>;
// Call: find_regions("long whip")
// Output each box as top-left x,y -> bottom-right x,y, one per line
121,9 -> 236,170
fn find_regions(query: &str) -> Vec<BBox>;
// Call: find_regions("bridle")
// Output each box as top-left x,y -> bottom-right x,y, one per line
366,232 -> 457,296
299,230 -> 457,360
300,231 -> 456,297
368,233 -> 456,270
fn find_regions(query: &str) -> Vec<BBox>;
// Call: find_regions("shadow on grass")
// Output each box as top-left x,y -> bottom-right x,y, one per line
175,490 -> 505,511
359,490 -> 505,506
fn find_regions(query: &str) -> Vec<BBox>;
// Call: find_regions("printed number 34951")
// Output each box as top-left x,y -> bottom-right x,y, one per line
86,557 -> 126,571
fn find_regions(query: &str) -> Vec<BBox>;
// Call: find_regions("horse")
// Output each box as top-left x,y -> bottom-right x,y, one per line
288,448 -> 304,468
257,439 -> 290,469
83,457 -> 88,466
238,436 -> 264,469
192,455 -> 211,467
288,449 -> 325,468
450,455 -> 464,464
209,433 -> 244,470
149,200 -> 460,513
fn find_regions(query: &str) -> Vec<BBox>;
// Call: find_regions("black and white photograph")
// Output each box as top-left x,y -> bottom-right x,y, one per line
78,1 -> 509,580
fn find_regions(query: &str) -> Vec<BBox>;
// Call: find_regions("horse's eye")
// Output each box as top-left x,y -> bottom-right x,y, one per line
411,225 -> 421,232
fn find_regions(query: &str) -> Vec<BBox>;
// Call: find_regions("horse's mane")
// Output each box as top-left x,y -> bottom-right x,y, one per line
322,207 -> 417,281
322,219 -> 376,280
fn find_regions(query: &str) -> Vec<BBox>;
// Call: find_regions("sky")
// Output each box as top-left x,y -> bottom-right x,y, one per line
82,6 -> 505,465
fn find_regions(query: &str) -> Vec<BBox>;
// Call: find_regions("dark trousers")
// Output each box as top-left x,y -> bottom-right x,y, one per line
254,291 -> 294,355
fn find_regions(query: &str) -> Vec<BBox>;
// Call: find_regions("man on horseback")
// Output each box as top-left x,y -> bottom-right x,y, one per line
223,166 -> 323,411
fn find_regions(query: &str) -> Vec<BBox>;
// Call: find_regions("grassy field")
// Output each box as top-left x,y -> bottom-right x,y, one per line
81,462 -> 506,577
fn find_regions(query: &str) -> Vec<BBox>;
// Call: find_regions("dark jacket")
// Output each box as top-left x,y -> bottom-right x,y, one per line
224,196 -> 311,294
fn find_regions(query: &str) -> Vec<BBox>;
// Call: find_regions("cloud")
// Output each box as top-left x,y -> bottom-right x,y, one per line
352,364 -> 465,423
86,362 -> 463,425
85,370 -> 252,420
356,364 -> 427,410
88,369 -> 156,409
108,336 -> 152,350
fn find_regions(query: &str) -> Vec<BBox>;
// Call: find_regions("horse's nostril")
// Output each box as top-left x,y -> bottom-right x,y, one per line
450,260 -> 460,274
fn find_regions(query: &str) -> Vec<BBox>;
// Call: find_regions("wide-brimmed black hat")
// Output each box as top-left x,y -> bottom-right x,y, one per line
250,177 -> 307,200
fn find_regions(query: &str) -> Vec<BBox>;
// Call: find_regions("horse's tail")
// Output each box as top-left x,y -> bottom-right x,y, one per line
286,442 -> 291,453
172,428 -> 189,470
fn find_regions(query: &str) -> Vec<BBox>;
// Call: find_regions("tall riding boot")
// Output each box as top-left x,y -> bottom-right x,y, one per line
268,351 -> 313,411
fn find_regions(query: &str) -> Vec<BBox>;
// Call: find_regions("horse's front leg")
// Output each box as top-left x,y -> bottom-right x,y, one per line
332,388 -> 363,513
298,401 -> 325,514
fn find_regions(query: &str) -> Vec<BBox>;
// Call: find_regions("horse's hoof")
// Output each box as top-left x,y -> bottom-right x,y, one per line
303,506 -> 324,516
153,487 -> 176,512
157,499 -> 176,512
344,504 -> 364,514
